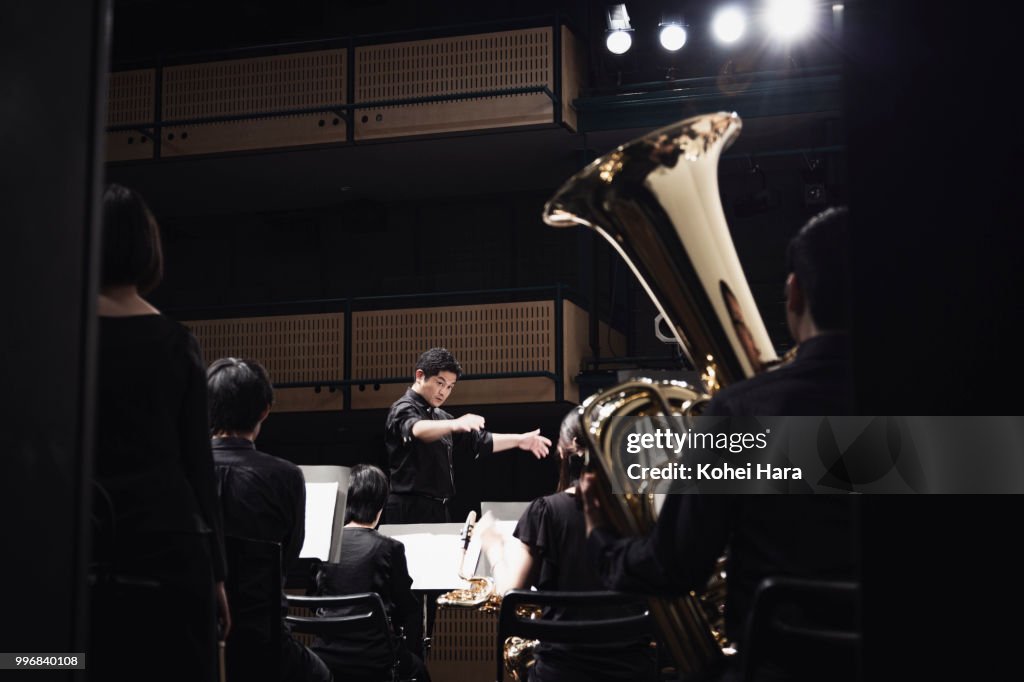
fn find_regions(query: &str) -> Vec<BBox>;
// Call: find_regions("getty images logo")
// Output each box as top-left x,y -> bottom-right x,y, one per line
814,417 -> 926,493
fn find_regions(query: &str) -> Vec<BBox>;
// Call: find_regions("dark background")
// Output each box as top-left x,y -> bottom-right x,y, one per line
3,0 -> 1023,678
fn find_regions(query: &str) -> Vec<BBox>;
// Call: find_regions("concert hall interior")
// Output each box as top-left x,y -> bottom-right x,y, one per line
4,1 -> 1023,681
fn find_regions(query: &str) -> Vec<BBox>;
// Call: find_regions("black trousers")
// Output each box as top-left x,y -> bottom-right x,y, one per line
384,492 -> 449,524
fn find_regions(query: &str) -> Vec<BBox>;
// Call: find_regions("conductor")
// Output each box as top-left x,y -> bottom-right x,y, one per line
383,347 -> 551,523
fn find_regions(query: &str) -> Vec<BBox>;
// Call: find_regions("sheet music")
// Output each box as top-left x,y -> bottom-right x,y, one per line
378,523 -> 469,590
300,481 -> 338,560
379,520 -> 518,589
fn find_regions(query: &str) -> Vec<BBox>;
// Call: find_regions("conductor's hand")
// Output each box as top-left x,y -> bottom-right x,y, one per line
453,413 -> 486,433
518,429 -> 552,459
579,471 -> 606,537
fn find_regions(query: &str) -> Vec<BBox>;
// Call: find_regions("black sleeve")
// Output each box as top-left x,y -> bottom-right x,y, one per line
456,429 -> 493,460
512,497 -> 548,557
282,465 -> 306,572
386,401 -> 423,445
587,494 -> 734,597
389,541 -> 422,643
179,332 -> 227,581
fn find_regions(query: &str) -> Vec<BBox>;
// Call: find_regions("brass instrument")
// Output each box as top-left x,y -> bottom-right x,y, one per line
433,511 -> 540,681
437,511 -> 501,612
543,112 -> 774,674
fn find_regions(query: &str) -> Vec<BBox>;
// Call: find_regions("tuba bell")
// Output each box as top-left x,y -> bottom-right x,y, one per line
543,112 -> 776,675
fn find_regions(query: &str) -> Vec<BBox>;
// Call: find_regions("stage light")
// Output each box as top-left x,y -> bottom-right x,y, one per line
712,6 -> 747,44
605,4 -> 634,54
606,29 -> 633,54
765,0 -> 815,41
659,20 -> 688,51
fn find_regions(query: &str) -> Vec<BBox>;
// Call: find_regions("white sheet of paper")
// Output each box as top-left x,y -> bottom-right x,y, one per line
388,532 -> 465,590
300,481 -> 338,560
378,520 -> 520,590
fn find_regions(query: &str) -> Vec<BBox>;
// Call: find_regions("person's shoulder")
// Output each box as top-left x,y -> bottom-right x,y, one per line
520,492 -> 563,523
233,447 -> 303,485
254,448 -> 302,474
156,317 -> 206,363
705,351 -> 852,415
703,369 -> 780,411
359,528 -> 402,556
388,390 -> 425,415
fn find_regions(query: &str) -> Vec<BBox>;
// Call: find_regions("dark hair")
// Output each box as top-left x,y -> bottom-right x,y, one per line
556,407 -> 587,493
101,183 -> 164,294
785,206 -> 851,331
345,464 -> 389,525
415,347 -> 462,380
206,357 -> 274,434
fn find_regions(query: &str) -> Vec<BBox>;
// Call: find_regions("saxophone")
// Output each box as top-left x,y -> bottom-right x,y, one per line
543,112 -> 775,675
436,511 -> 500,612
435,511 -> 539,681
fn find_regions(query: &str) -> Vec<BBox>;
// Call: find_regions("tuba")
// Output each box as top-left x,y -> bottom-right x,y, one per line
542,112 -> 776,675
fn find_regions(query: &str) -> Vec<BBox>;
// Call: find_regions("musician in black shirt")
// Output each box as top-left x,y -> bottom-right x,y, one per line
582,207 -> 858,682
207,357 -> 332,682
384,347 -> 552,523
314,464 -> 430,681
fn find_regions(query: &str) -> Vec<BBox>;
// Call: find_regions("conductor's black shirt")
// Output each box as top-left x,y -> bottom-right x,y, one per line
385,388 -> 493,500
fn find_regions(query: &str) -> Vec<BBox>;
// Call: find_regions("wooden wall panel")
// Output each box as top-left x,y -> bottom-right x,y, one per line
105,69 -> 155,161
354,28 -> 554,140
427,607 -> 502,682
560,25 -> 582,133
161,49 -> 347,156
180,299 -> 615,412
562,300 -> 627,404
184,313 -> 344,412
350,301 -> 555,408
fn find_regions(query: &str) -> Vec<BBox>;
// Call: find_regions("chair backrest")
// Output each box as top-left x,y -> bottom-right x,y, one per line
495,590 -> 655,682
741,576 -> 861,682
286,592 -> 398,680
223,535 -> 283,680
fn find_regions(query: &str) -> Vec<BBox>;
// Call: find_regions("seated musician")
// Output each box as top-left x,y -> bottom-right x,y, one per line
313,464 -> 431,682
478,408 -> 656,682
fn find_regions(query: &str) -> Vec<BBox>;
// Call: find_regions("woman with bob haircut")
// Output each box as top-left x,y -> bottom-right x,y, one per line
90,184 -> 229,681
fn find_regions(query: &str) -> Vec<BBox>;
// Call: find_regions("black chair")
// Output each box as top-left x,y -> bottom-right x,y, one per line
223,535 -> 284,682
285,592 -> 412,682
741,576 -> 861,682
495,589 -> 658,682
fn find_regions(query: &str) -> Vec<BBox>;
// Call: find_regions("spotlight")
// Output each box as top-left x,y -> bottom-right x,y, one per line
658,15 -> 688,51
606,30 -> 633,54
712,6 -> 747,44
765,0 -> 815,41
605,4 -> 634,54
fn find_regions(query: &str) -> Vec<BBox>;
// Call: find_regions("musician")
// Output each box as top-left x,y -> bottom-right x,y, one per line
313,464 -> 430,681
383,347 -> 552,523
479,408 -> 656,682
91,184 -> 228,682
582,207 -> 858,681
207,357 -> 332,682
